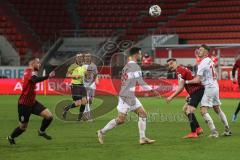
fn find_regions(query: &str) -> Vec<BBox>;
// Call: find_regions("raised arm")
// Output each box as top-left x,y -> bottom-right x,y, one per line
30,75 -> 49,83
30,71 -> 55,83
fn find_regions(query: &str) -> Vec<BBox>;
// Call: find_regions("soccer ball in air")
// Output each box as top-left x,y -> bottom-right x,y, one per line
149,5 -> 161,17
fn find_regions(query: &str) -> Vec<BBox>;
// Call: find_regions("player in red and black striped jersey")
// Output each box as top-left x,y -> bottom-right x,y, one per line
166,59 -> 204,138
232,57 -> 240,122
7,58 -> 55,145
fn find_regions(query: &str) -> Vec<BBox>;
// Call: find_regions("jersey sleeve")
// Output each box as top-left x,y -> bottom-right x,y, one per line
30,75 -> 49,83
177,67 -> 187,81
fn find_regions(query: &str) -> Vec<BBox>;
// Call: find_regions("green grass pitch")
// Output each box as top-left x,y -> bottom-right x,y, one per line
0,95 -> 239,160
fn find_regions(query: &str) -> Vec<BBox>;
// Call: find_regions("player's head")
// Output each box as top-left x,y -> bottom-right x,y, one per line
166,58 -> 177,71
84,52 -> 91,64
76,53 -> 84,65
29,57 -> 41,71
198,44 -> 210,58
128,47 -> 142,61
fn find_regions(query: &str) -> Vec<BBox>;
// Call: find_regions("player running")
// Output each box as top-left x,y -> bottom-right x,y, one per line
166,58 -> 204,138
232,55 -> 240,122
62,53 -> 88,121
186,44 -> 231,137
97,47 -> 159,145
7,58 -> 55,145
83,53 -> 98,121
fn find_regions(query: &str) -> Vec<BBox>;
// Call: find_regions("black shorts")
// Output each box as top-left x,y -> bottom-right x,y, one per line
18,101 -> 46,123
186,88 -> 205,108
71,84 -> 87,101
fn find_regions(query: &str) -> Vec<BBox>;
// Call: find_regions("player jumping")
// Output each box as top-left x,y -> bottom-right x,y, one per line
186,44 -> 231,137
166,58 -> 204,138
7,58 -> 55,145
83,53 -> 98,121
97,47 -> 159,145
232,55 -> 240,122
62,53 -> 88,121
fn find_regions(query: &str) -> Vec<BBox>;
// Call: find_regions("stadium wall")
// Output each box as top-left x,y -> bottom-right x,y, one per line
0,78 -> 239,98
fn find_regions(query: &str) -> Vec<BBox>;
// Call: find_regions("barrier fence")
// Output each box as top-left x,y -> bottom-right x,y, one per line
0,78 -> 239,98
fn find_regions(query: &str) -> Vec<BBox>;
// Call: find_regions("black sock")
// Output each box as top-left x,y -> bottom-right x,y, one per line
234,102 -> 240,115
80,104 -> 85,112
78,105 -> 86,120
191,113 -> 200,128
66,103 -> 77,110
10,127 -> 25,139
40,118 -> 53,132
187,113 -> 197,132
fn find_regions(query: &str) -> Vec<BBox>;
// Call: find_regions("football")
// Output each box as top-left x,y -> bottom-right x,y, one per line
149,5 -> 161,17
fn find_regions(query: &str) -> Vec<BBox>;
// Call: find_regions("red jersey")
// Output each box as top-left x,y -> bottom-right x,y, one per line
18,68 -> 37,106
176,66 -> 204,94
233,59 -> 240,80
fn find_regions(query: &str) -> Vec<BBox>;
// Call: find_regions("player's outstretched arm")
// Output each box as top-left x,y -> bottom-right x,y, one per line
30,71 -> 55,83
137,76 -> 160,97
166,80 -> 184,103
185,75 -> 201,84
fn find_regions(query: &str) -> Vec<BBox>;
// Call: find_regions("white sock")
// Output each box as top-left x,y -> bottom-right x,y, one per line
84,104 -> 90,113
138,117 -> 146,139
218,110 -> 229,128
101,119 -> 117,134
203,113 -> 216,132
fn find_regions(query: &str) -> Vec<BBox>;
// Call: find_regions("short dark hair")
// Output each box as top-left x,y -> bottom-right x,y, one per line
129,47 -> 141,56
166,58 -> 177,63
200,44 -> 210,52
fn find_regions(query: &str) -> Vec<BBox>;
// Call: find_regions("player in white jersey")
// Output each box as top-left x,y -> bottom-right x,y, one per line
186,44 -> 231,137
97,47 -> 159,145
84,53 -> 98,121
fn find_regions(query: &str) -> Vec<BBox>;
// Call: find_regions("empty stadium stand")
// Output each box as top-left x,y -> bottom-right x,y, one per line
0,1 -> 41,58
10,0 -> 74,41
165,0 -> 240,44
0,0 -> 239,64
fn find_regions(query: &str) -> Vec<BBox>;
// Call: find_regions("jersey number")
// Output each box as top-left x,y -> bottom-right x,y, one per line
210,64 -> 217,80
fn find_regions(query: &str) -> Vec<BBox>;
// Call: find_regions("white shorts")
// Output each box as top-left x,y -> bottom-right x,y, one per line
201,87 -> 221,107
117,97 -> 142,114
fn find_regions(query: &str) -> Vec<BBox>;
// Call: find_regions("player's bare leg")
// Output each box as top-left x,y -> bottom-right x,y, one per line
38,109 -> 53,140
200,107 -> 218,138
97,113 -> 126,144
213,105 -> 232,136
134,107 -> 155,145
